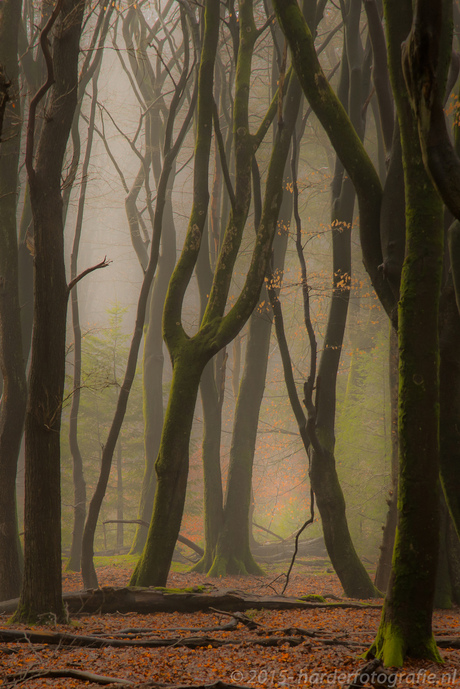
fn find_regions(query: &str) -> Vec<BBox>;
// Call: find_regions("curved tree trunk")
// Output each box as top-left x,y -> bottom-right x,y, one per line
307,2 -> 378,600
131,0 -> 302,588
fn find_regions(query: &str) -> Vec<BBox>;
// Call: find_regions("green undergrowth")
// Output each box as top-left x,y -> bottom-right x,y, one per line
93,553 -> 140,568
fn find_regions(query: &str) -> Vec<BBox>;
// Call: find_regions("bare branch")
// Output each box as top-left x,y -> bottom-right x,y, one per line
68,257 -> 111,292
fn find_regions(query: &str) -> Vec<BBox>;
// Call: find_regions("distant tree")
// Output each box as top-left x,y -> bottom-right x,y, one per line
66,0 -> 115,573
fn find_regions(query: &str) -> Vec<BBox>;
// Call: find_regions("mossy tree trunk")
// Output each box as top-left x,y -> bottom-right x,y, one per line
131,0 -> 303,588
367,0 -> 445,665
0,0 -> 27,602
274,0 -> 449,664
130,0 -> 221,587
13,0 -> 85,623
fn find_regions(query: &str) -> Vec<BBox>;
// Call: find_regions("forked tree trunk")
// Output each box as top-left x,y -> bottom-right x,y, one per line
131,0 -> 302,588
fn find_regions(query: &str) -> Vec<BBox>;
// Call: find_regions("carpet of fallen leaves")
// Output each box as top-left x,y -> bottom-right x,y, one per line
1,562 -> 460,689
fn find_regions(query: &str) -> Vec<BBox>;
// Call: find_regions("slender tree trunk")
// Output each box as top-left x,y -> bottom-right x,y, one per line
308,3 -> 378,600
207,80 -> 295,575
208,293 -> 272,577
116,441 -> 123,550
439,241 -> 460,537
66,72 -> 101,573
80,10 -> 195,589
130,190 -> 176,555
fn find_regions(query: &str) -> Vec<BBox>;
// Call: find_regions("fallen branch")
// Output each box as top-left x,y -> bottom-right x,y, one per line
208,608 -> 261,630
100,619 -> 239,637
0,628 -> 305,649
4,668 -> 133,686
102,521 -> 205,558
252,522 -> 286,542
107,683 -> 251,689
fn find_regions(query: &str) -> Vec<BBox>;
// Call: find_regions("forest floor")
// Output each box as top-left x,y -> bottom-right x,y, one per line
1,559 -> 460,689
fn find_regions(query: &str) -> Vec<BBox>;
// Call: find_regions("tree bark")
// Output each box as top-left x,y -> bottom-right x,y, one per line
367,0 -> 444,665
0,0 -> 27,602
13,0 -> 85,623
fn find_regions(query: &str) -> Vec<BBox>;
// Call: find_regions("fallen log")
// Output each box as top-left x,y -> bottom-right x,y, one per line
0,587 -> 383,616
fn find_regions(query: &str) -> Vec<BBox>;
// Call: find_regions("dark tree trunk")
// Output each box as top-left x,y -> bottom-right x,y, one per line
0,0 -> 27,602
307,3 -> 378,600
13,0 -> 85,623
368,0 -> 444,665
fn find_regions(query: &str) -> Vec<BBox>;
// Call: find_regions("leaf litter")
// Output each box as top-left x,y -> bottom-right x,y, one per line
1,563 -> 459,689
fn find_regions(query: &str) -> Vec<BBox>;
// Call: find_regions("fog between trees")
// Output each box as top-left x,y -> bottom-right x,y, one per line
1,0 -> 459,665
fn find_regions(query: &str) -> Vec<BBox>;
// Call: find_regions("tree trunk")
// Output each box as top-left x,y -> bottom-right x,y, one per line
130,349 -> 207,585
308,3 -> 378,600
367,0 -> 444,663
0,0 -> 27,602
192,356 -> 224,573
439,254 -> 460,538
66,72 -> 101,573
207,293 -> 272,577
374,326 -> 399,592
13,0 -> 85,623
130,198 -> 176,554
130,0 -> 220,586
